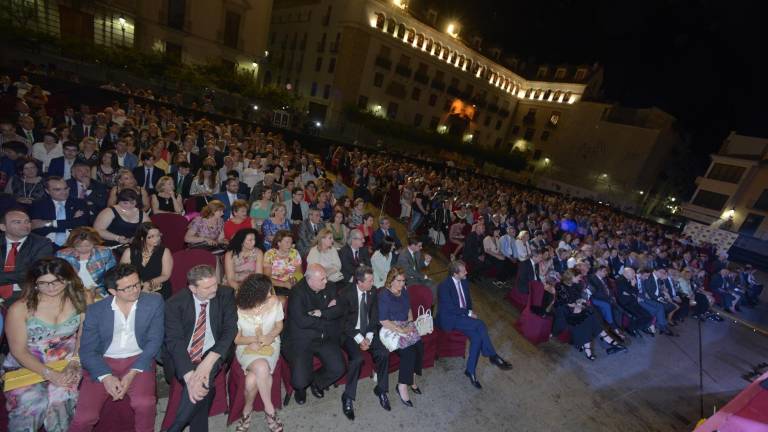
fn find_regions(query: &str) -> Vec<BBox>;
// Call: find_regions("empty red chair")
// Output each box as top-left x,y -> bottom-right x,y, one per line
226,358 -> 285,426
151,213 -> 189,252
435,328 -> 467,359
506,272 -> 527,311
169,249 -> 217,294
184,197 -> 201,215
407,284 -> 437,368
161,364 -> 229,430
514,280 -> 553,345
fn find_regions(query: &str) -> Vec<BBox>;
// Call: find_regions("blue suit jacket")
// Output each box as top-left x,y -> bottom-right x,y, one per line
212,192 -> 246,220
436,277 -> 473,331
79,292 -> 165,381
47,157 -> 76,178
119,152 -> 139,170
29,197 -> 90,237
372,227 -> 402,250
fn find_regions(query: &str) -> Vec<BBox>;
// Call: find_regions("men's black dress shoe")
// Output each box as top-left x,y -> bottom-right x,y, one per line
341,396 -> 355,420
606,345 -> 628,355
310,384 -> 324,399
373,387 -> 391,411
464,370 -> 482,389
490,355 -> 513,370
294,388 -> 307,405
662,329 -> 678,337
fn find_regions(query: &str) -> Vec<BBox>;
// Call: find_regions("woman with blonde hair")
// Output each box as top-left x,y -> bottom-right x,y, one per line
260,204 -> 290,250
184,199 -> 227,247
151,175 -> 184,214
306,228 -> 344,286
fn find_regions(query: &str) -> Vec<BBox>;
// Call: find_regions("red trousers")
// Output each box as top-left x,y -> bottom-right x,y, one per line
69,355 -> 156,432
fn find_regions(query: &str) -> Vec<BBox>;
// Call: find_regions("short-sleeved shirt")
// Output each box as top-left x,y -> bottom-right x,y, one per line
378,288 -> 410,322
264,248 -> 302,283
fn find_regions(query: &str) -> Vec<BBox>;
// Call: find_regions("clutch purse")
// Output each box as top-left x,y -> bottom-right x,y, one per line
3,359 -> 70,392
244,345 -> 274,356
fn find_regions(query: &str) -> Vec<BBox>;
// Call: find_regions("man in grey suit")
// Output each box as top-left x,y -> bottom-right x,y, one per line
70,264 -> 165,431
396,236 -> 433,294
296,208 -> 322,256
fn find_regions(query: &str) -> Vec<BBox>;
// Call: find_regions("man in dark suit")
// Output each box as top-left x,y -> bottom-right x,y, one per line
72,114 -> 95,141
296,209 -> 322,257
0,208 -> 54,304
587,265 -> 623,336
218,170 -> 250,196
69,264 -> 165,431
514,249 -> 542,295
283,264 -> 345,405
552,248 -> 569,274
338,266 -> 390,419
615,267 -> 655,337
68,161 -> 109,222
395,236 -> 432,289
47,141 -> 79,180
16,115 -> 41,146
163,264 -> 237,432
339,229 -> 372,284
178,137 -> 201,172
132,151 -> 164,193
709,267 -> 740,312
372,216 -> 402,250
638,268 -> 675,336
54,106 -> 78,129
211,177 -> 246,220
463,222 -> 488,278
29,177 -> 89,247
437,260 -> 512,389
172,161 -> 194,199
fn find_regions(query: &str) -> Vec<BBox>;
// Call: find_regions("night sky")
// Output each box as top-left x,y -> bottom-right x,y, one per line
415,0 -> 765,178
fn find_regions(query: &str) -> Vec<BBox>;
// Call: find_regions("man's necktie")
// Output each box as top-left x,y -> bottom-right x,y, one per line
353,250 -> 358,265
145,168 -> 151,188
1,242 -> 20,299
456,280 -> 466,308
176,175 -> 183,191
359,292 -> 368,332
54,202 -> 67,246
78,183 -> 86,199
189,303 -> 208,364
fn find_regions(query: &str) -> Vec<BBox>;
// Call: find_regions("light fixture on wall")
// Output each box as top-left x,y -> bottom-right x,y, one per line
118,16 -> 126,27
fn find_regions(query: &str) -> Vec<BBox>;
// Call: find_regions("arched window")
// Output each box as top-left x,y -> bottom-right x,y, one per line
553,90 -> 562,102
396,23 -> 405,39
386,18 -> 396,34
458,55 -> 465,69
425,38 -> 433,52
416,33 -> 424,47
449,51 -> 457,63
406,28 -> 415,43
433,42 -> 441,56
544,89 -> 552,100
564,91 -> 573,103
375,13 -> 385,29
525,88 -> 532,98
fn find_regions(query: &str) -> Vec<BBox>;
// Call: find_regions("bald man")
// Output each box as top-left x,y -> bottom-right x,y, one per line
282,264 -> 345,405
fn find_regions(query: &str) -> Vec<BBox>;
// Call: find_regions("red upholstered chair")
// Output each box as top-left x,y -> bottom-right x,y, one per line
169,249 -> 217,294
505,271 -> 527,311
93,398 -> 136,432
151,213 -> 189,252
514,280 -> 553,345
184,197 -> 201,215
226,358 -> 285,425
407,284 -> 437,368
435,328 -> 467,359
161,364 -> 229,430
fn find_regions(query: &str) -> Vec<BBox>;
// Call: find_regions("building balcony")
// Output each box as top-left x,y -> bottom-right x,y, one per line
375,56 -> 392,70
431,80 -> 445,91
679,203 -> 721,225
414,72 -> 429,84
395,64 -> 412,78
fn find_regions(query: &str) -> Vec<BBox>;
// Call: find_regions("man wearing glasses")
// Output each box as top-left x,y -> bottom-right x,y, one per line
70,264 -> 165,432
29,176 -> 89,248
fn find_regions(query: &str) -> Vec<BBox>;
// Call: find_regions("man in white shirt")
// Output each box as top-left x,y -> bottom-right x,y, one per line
69,264 -> 165,432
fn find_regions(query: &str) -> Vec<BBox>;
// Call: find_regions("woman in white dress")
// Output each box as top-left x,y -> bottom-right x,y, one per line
371,236 -> 395,288
233,274 -> 284,432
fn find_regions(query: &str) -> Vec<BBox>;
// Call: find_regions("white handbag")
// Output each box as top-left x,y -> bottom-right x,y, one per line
379,327 -> 401,352
414,305 -> 434,336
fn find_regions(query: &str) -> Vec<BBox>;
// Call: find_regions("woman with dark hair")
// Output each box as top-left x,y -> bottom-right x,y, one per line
4,156 -> 44,205
107,169 -> 150,213
224,199 -> 256,241
233,274 -> 284,432
56,227 -> 117,302
94,188 -> 149,247
190,165 -> 218,197
326,210 -> 349,249
224,228 -> 264,291
120,221 -> 173,299
2,257 -> 87,432
357,212 -> 375,250
263,230 -> 302,299
371,236 -> 395,288
379,266 -> 423,407
92,150 -> 119,188
555,269 -> 626,360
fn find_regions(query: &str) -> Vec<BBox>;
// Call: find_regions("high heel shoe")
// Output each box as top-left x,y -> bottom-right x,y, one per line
410,385 -> 422,395
583,345 -> 596,361
399,394 -> 414,407
235,411 -> 252,432
265,411 -> 284,432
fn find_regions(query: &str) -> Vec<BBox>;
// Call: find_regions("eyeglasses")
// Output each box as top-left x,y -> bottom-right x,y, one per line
36,279 -> 65,289
115,282 -> 141,292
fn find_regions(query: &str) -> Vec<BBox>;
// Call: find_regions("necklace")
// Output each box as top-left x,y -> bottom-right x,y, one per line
141,247 -> 153,265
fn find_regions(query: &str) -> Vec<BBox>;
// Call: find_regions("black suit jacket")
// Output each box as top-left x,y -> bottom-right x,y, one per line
16,127 -> 42,144
29,197 -> 90,237
338,283 -> 379,341
517,259 -> 538,293
162,286 -> 237,382
72,123 -> 95,141
132,166 -> 165,191
0,233 -> 54,287
339,245 -> 371,284
66,178 -> 108,220
616,275 -> 641,308
171,171 -> 194,199
642,276 -> 665,302
284,278 -> 343,347
587,274 -> 612,302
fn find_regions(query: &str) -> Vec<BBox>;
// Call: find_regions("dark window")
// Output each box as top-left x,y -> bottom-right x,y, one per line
165,42 -> 182,63
495,119 -> 502,130
167,0 -> 186,30
358,95 -> 368,110
524,128 -> 535,140
495,138 -> 502,148
310,82 -> 317,96
511,125 -> 520,135
414,113 -> 423,127
541,131 -> 550,141
754,189 -> 768,211
428,94 -> 437,106
387,102 -> 398,119
443,99 -> 452,110
533,149 -> 542,160
429,116 -> 439,130
373,72 -> 384,87
484,116 -> 491,127
315,57 -> 323,72
328,58 -> 336,73
223,11 -> 241,49
707,163 -> 746,183
411,87 -> 421,101
692,190 -> 729,211
270,31 -> 277,45
323,84 -> 330,99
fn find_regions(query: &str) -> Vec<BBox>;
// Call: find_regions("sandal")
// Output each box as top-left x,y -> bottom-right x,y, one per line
235,411 -> 252,432
265,411 -> 284,432
581,344 -> 596,361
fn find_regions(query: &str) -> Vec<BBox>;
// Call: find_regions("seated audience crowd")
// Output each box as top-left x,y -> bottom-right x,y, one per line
0,69 -> 760,432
